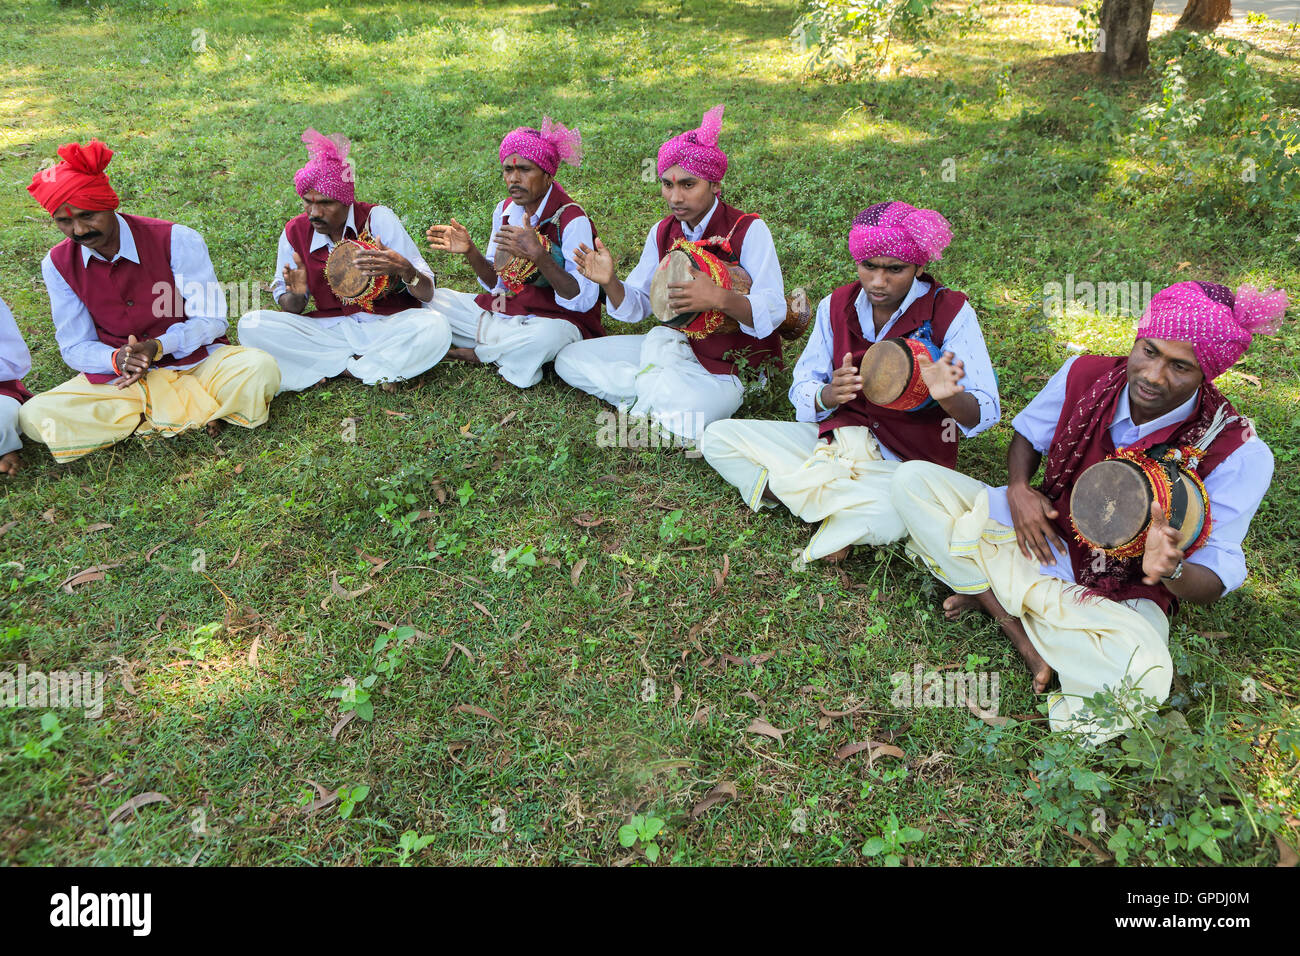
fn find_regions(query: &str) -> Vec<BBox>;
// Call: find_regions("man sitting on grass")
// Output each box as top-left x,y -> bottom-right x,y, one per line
700,201 -> 1000,564
237,129 -> 449,393
20,140 -> 280,464
424,117 -> 604,388
555,105 -> 787,445
0,294 -> 33,476
891,281 -> 1283,741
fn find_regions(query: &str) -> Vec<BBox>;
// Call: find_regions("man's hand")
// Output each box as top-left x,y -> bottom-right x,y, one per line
574,238 -> 617,286
110,334 -> 157,389
1142,500 -> 1184,585
353,236 -> 412,279
282,251 -> 309,297
493,224 -> 546,263
1007,480 -> 1067,565
919,350 -> 967,402
426,219 -> 473,256
821,352 -> 862,410
667,266 -> 726,315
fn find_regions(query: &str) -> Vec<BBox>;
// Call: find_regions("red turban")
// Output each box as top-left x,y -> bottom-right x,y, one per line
27,140 -> 120,216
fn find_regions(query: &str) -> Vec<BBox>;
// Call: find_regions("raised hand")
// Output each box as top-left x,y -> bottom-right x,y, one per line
1141,500 -> 1184,585
919,349 -> 967,402
426,219 -> 473,256
821,352 -> 863,410
1007,481 -> 1067,565
282,251 -> 309,297
573,238 -> 616,286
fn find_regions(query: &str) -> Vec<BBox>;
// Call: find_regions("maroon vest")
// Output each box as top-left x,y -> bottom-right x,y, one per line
0,380 -> 30,404
48,214 -> 228,385
654,201 -> 782,376
474,184 -> 605,339
1047,355 -> 1250,612
285,201 -> 423,319
818,278 -> 967,467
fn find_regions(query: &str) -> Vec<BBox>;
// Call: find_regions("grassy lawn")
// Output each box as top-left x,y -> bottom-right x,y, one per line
0,0 -> 1296,865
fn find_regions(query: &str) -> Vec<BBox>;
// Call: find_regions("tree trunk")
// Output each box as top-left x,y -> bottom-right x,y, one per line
1098,0 -> 1157,76
1176,0 -> 1232,30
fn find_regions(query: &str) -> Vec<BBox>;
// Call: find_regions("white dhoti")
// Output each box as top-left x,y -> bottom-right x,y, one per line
1,395 -> 22,456
700,419 -> 905,561
890,459 -> 1172,742
427,288 -> 582,389
237,307 -> 452,394
554,326 -> 744,443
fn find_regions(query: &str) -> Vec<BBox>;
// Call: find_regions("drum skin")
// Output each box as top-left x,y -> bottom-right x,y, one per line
324,238 -> 390,308
650,249 -> 751,329
858,337 -> 939,412
1071,458 -> 1207,553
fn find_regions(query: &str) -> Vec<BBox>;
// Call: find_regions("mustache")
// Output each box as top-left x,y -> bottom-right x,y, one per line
72,231 -> 102,243
309,218 -> 327,226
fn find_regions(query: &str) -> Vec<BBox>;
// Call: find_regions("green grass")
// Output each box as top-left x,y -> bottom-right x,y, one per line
0,0 -> 1296,866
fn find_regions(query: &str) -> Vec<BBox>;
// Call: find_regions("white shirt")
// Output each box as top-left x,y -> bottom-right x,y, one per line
0,295 -> 32,383
270,204 -> 436,329
476,184 -> 600,314
986,355 -> 1274,594
789,279 -> 1001,459
607,198 -> 787,343
40,213 -> 228,376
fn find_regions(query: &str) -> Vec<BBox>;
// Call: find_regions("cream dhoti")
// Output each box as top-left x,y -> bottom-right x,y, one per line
700,420 -> 906,560
555,326 -> 745,443
237,308 -> 451,393
890,459 -> 1172,743
19,345 -> 280,463
429,288 -> 581,389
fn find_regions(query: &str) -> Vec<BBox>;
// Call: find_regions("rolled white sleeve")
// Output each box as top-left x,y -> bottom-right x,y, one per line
0,296 -> 32,382
478,201 -> 508,295
607,226 -> 660,324
1186,437 -> 1273,595
734,218 -> 785,340
158,223 -> 229,360
269,228 -> 296,305
552,213 -> 599,313
943,302 -> 1000,439
42,254 -> 117,375
788,293 -> 835,423
1010,356 -> 1078,452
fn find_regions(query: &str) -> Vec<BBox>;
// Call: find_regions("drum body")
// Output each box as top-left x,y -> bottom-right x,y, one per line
858,336 -> 941,412
1070,457 -> 1209,556
325,238 -> 391,311
649,248 -> 750,333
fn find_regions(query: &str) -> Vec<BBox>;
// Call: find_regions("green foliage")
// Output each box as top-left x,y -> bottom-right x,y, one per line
791,0 -> 961,79
617,814 -> 667,863
657,509 -> 708,545
337,784 -> 370,820
326,626 -> 414,723
861,812 -> 925,865
18,713 -> 65,762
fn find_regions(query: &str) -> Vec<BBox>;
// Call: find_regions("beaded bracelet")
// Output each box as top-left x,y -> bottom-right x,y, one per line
110,347 -> 124,377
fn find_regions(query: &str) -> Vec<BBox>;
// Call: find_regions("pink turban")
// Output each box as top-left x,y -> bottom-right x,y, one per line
1136,280 -> 1288,381
498,117 -> 582,176
848,201 -> 952,266
294,128 -> 355,205
657,105 -> 727,182
27,140 -> 121,215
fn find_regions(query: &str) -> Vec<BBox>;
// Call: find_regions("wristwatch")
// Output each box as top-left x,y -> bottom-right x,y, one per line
1162,560 -> 1185,582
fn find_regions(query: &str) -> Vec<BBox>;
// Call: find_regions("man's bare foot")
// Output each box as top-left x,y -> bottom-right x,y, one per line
379,382 -> 398,394
942,592 -> 982,621
445,347 -> 483,364
205,420 -> 226,438
0,450 -> 21,476
823,545 -> 853,563
994,615 -> 1054,694
760,482 -> 780,504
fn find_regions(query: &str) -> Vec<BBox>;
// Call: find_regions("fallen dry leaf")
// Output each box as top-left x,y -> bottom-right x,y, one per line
303,779 -> 338,815
691,705 -> 710,724
672,683 -> 682,707
1236,372 -> 1261,387
690,781 -> 738,820
233,462 -> 244,475
329,570 -> 372,601
1063,828 -> 1114,862
41,508 -> 56,523
747,718 -> 792,747
1276,835 -> 1298,867
442,641 -> 474,669
225,547 -> 241,569
107,791 -> 172,824
247,636 -> 261,669
383,410 -> 410,419
0,520 -> 16,537
498,411 -> 518,427
330,711 -> 355,741
154,613 -> 167,632
835,740 -> 906,764
967,698 -> 1010,727
120,666 -> 137,697
1175,260 -> 1192,272
570,557 -> 588,587
711,553 -> 731,596
83,522 -> 113,533
59,563 -> 122,594
470,600 -> 494,621
572,514 -> 606,528
454,703 -> 503,726
144,541 -> 169,562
